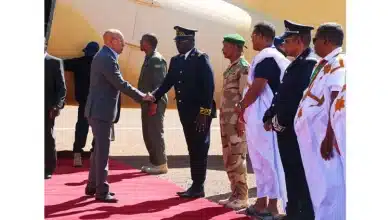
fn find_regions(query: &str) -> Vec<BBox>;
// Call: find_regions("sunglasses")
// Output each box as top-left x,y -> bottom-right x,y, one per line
313,37 -> 326,44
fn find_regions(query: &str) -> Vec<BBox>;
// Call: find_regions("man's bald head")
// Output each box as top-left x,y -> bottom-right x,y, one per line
103,29 -> 125,54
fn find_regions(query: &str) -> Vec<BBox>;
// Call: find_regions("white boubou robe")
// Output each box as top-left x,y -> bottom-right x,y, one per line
331,83 -> 346,181
294,47 -> 346,220
243,47 -> 290,209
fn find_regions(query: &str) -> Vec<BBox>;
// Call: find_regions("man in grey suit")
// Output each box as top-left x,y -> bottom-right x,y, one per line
138,34 -> 168,175
84,29 -> 152,203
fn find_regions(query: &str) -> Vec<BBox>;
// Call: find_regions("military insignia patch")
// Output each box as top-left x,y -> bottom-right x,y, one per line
177,31 -> 185,36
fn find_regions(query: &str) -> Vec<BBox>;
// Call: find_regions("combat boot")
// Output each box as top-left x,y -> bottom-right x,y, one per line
141,163 -> 168,175
225,199 -> 249,210
218,196 -> 236,205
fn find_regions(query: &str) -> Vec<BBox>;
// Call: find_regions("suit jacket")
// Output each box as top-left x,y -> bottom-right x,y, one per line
138,51 -> 168,109
263,48 -> 317,130
85,46 -> 144,122
45,53 -> 66,111
153,48 -> 216,121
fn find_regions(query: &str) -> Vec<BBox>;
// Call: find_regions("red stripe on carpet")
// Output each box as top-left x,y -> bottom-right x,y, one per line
45,159 -> 250,220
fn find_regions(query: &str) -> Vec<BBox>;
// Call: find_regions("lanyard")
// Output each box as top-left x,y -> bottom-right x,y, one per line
309,59 -> 327,85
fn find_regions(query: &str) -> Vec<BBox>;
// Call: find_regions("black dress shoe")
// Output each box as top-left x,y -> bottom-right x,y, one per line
176,190 -> 187,196
85,187 -> 115,196
95,194 -> 118,203
178,189 -> 205,198
177,184 -> 204,196
45,174 -> 52,179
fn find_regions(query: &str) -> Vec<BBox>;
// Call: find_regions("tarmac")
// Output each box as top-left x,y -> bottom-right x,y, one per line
55,106 -> 258,205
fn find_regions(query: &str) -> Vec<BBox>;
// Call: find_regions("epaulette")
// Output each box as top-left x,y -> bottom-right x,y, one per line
151,52 -> 165,62
153,52 -> 163,59
305,52 -> 318,63
197,50 -> 205,57
238,57 -> 250,67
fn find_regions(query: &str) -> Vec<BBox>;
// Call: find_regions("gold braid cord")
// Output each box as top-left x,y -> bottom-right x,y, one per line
199,107 -> 211,116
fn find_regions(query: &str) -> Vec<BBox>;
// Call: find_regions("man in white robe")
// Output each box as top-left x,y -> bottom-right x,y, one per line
331,83 -> 346,179
236,21 -> 290,219
294,23 -> 346,220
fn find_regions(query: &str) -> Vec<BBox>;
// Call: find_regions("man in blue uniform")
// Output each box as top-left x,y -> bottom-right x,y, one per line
63,41 -> 99,167
263,20 -> 318,220
148,26 -> 216,198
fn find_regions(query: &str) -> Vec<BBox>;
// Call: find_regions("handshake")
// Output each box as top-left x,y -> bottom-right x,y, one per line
142,92 -> 158,116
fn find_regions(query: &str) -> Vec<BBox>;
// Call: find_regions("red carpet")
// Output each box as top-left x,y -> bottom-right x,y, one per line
45,159 -> 250,220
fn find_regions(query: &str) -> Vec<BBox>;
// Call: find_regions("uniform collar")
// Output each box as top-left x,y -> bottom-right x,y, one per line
323,47 -> 343,61
296,47 -> 312,60
184,48 -> 195,60
228,56 -> 243,68
146,50 -> 156,58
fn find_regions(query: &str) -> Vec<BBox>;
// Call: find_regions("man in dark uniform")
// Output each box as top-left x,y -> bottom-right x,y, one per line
63,41 -> 99,167
148,26 -> 216,198
45,41 -> 66,179
263,20 -> 317,220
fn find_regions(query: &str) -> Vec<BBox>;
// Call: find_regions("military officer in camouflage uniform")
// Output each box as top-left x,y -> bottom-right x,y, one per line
218,34 -> 249,210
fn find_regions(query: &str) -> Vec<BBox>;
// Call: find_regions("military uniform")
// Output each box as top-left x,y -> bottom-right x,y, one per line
137,51 -> 168,167
63,42 -> 100,166
218,34 -> 249,207
153,26 -> 216,197
263,20 -> 317,220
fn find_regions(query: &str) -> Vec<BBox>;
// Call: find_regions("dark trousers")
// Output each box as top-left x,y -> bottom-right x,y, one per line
45,109 -> 57,174
87,118 -> 111,195
277,128 -> 314,220
73,101 -> 90,153
141,102 -> 167,166
181,115 -> 212,190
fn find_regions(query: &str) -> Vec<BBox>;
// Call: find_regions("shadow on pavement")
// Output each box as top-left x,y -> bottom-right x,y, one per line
45,196 -> 195,219
159,206 -> 241,220
57,151 -> 254,175
111,155 -> 254,174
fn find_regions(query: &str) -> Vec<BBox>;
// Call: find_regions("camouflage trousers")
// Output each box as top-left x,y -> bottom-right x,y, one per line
220,115 -> 248,200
